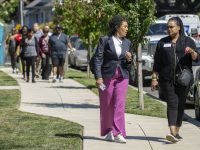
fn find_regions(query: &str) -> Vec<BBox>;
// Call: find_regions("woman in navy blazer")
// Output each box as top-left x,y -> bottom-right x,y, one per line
93,15 -> 132,143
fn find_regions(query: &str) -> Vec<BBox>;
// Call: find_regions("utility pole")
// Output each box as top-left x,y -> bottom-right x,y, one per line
20,0 -> 24,26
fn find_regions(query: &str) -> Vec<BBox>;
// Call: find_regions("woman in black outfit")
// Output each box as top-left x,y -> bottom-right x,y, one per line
19,25 -> 29,79
151,17 -> 199,143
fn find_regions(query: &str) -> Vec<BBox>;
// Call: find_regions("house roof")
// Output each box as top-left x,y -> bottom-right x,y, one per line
0,0 -> 6,4
25,0 -> 54,9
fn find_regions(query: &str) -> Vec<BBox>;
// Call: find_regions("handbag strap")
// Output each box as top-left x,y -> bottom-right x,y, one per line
172,43 -> 183,72
176,56 -> 183,72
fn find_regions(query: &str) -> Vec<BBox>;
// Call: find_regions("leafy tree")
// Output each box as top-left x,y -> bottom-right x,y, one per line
0,0 -> 34,23
55,0 -> 155,51
0,0 -> 19,23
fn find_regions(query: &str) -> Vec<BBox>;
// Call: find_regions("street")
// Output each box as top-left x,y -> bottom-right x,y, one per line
143,86 -> 200,128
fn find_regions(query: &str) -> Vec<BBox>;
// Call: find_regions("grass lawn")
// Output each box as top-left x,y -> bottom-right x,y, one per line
0,71 -> 18,86
0,76 -> 83,149
65,69 -> 167,118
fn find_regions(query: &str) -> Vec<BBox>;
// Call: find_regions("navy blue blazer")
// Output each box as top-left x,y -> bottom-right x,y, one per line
93,36 -> 132,79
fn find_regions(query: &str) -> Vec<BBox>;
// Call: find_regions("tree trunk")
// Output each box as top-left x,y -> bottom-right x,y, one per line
137,43 -> 144,110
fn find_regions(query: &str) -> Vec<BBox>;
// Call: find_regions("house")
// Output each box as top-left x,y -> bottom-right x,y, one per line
24,0 -> 54,27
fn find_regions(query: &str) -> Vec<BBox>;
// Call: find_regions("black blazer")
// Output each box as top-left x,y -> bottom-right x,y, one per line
93,36 -> 132,79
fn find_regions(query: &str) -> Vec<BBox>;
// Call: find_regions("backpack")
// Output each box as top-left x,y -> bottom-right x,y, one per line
89,36 -> 108,74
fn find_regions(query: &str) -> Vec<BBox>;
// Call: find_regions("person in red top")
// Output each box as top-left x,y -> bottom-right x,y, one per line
39,26 -> 51,80
15,33 -> 22,43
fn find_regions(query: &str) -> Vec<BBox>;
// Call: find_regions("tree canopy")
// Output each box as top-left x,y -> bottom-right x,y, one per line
54,0 -> 156,51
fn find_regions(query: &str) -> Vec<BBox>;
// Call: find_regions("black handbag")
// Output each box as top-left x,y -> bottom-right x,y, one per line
176,65 -> 193,87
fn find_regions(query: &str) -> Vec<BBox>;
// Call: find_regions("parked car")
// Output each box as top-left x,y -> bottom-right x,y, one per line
193,67 -> 200,121
69,36 -> 88,68
158,14 -> 200,36
192,43 -> 200,120
142,20 -> 168,83
187,43 -> 200,104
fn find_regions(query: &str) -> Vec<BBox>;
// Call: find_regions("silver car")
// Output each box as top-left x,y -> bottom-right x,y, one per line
69,36 -> 88,68
187,43 -> 200,104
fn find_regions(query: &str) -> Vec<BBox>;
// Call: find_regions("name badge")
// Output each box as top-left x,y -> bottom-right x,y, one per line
163,43 -> 171,47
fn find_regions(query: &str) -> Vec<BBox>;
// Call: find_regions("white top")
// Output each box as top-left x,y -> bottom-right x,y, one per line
112,36 -> 122,58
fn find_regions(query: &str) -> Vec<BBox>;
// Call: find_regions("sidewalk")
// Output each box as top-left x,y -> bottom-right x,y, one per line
1,67 -> 200,150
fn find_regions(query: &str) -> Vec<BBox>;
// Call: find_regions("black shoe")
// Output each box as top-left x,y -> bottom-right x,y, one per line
26,77 -> 29,82
32,79 -> 36,83
42,77 -> 49,80
176,134 -> 183,141
166,133 -> 179,143
52,79 -> 56,83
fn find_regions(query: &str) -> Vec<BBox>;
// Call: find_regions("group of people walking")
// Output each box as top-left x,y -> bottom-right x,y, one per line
7,15 -> 200,144
7,23 -> 72,83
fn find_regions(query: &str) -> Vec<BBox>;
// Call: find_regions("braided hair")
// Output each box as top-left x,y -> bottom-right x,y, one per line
168,17 -> 186,49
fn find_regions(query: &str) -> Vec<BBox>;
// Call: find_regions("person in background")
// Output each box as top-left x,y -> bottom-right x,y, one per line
24,28 -> 39,83
19,25 -> 29,79
190,28 -> 200,44
151,17 -> 200,143
93,15 -> 132,143
6,28 -> 18,73
39,25 -> 51,80
49,25 -> 72,83
33,23 -> 43,78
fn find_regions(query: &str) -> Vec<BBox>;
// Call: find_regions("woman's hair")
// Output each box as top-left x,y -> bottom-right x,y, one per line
109,15 -> 128,35
168,17 -> 186,47
28,28 -> 34,33
43,26 -> 50,33
20,25 -> 29,35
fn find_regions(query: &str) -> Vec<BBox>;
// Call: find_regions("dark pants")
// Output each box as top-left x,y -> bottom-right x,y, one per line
159,80 -> 190,127
41,55 -> 50,79
18,53 -> 26,78
26,56 -> 36,79
9,50 -> 16,70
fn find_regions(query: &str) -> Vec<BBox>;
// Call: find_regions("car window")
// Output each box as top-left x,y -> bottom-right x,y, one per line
70,36 -> 86,50
74,40 -> 85,50
146,23 -> 167,35
70,37 -> 79,46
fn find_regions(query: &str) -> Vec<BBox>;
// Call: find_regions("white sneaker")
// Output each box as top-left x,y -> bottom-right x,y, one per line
59,78 -> 63,83
105,131 -> 114,142
16,68 -> 19,74
114,134 -> 126,143
12,69 -> 16,74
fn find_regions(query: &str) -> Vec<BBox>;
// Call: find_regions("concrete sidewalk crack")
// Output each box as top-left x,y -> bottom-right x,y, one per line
135,122 -> 154,150
50,83 -> 66,111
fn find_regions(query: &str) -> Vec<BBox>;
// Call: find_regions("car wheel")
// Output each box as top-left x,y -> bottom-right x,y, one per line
194,90 -> 200,121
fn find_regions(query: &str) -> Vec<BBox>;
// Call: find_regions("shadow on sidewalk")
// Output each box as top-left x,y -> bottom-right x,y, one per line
50,86 -> 88,89
184,113 -> 200,127
83,136 -> 105,141
55,133 -> 83,139
83,135 -> 167,143
22,102 -> 99,109
126,136 -> 166,143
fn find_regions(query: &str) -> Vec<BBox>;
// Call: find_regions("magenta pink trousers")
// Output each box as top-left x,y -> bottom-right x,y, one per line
99,67 -> 129,137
